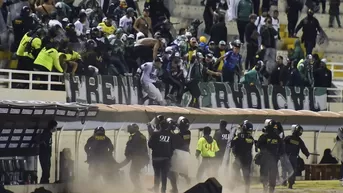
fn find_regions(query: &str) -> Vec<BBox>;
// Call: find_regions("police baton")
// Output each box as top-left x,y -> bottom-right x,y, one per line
309,153 -> 320,156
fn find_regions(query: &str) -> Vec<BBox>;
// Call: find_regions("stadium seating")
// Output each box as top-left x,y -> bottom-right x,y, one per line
171,0 -> 343,79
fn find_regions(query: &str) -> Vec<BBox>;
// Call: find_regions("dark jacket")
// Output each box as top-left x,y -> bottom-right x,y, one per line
213,129 -> 230,158
84,134 -> 114,161
260,25 -> 277,48
284,135 -> 310,157
295,16 -> 322,43
257,132 -> 284,157
125,131 -> 149,160
314,67 -> 332,87
231,133 -> 254,160
209,22 -> 228,45
329,0 -> 340,16
148,130 -> 175,159
269,64 -> 284,86
287,68 -> 304,87
289,39 -> 304,63
245,22 -> 258,46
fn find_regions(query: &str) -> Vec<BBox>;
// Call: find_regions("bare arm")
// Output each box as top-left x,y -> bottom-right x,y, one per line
152,41 -> 159,60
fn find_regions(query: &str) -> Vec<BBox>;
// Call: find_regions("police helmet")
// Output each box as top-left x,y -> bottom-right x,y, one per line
127,123 -> 139,133
21,6 -> 31,17
166,118 -> 177,131
276,121 -> 284,134
94,126 -> 105,135
241,120 -> 253,133
177,116 -> 190,130
291,124 -> 303,137
264,119 -> 278,133
231,39 -> 242,48
219,120 -> 228,129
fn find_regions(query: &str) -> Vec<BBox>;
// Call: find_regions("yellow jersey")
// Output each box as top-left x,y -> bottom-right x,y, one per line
197,137 -> 219,158
98,22 -> 116,37
217,50 -> 226,71
34,47 -> 63,72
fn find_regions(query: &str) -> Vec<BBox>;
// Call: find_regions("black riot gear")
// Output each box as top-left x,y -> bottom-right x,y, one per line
94,126 -> 105,135
21,6 -> 31,17
264,119 -> 278,134
127,123 -> 139,134
241,120 -> 253,134
177,116 -> 190,131
291,124 -> 303,137
166,118 -> 177,131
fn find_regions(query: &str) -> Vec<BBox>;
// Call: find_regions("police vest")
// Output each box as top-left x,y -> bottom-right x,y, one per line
34,48 -> 64,72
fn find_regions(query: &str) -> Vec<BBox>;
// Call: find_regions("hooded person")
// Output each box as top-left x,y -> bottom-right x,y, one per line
289,39 -> 304,64
240,60 -> 264,86
196,126 -> 220,181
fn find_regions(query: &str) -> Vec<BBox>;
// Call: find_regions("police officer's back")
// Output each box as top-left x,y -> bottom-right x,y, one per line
148,119 -> 174,160
125,124 -> 149,162
213,120 -> 231,158
257,120 -> 284,157
284,124 -> 309,189
84,127 -> 114,162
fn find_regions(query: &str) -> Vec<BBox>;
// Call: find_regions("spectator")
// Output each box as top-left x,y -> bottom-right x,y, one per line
287,60 -> 303,87
260,16 -> 277,74
297,55 -> 315,87
112,0 -> 128,26
240,60 -> 264,86
255,11 -> 268,46
35,0 -> 56,16
313,59 -> 332,87
209,15 -> 227,45
133,8 -> 152,37
119,7 -> 135,34
145,0 -> 170,28
202,0 -> 217,35
214,41 -> 229,73
98,17 -> 116,37
294,9 -> 322,55
320,149 -> 338,164
245,14 -> 258,70
271,10 -> 280,39
288,39 -> 304,64
329,0 -> 341,28
217,40 -> 242,83
286,0 -> 303,37
269,55 -> 285,86
280,59 -> 291,86
236,0 -> 253,43
74,12 -> 88,36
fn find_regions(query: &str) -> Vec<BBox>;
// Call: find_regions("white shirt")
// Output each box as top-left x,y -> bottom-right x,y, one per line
119,15 -> 133,32
48,19 -> 62,28
74,20 -> 84,36
272,17 -> 280,33
140,62 -> 159,84
255,16 -> 266,34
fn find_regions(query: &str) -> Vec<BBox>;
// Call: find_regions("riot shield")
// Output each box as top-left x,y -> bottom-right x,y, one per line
7,1 -> 30,26
337,129 -> 343,141
170,149 -> 190,175
220,126 -> 238,177
277,154 -> 294,185
332,141 -> 343,162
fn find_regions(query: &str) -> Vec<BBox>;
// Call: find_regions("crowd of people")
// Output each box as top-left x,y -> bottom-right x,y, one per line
0,0 -> 334,107
79,116 -> 313,193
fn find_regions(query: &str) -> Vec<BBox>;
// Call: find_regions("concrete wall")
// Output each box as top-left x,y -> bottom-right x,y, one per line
0,88 -> 66,102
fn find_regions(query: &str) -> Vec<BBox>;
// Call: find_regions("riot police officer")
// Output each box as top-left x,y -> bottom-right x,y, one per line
165,118 -> 179,193
284,124 -> 310,189
213,120 -> 231,175
119,124 -> 149,193
84,127 -> 114,182
148,117 -> 175,193
256,119 -> 284,193
148,115 -> 165,137
12,6 -> 37,52
231,120 -> 254,193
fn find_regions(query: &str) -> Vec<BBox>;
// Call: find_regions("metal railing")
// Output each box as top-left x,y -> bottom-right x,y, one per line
328,62 -> 343,81
0,69 -> 64,90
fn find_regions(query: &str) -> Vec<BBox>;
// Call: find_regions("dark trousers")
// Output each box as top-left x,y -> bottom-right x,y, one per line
232,157 -> 252,193
236,20 -> 249,43
287,13 -> 299,37
39,153 -> 51,184
245,43 -> 258,70
152,159 -> 171,193
163,74 -> 184,103
329,14 -> 341,27
288,155 -> 298,186
167,171 -> 178,192
134,45 -> 153,65
253,0 -> 261,15
130,160 -> 146,191
304,40 -> 315,55
185,79 -> 201,108
203,12 -> 213,35
196,157 -> 215,181
260,156 -> 278,193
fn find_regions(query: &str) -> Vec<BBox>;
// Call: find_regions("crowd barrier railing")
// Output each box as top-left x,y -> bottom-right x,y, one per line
0,69 -> 341,104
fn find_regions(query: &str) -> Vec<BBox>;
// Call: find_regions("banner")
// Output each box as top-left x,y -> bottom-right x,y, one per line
64,74 -> 327,111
